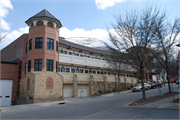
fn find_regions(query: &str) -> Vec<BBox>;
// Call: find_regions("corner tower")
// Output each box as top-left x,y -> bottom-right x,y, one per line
25,9 -> 62,73
20,9 -> 63,102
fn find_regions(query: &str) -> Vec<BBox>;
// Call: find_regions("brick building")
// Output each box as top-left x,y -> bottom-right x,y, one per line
1,9 -> 138,106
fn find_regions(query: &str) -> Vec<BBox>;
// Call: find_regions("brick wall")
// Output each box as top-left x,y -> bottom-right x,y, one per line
1,34 -> 28,62
1,61 -> 19,104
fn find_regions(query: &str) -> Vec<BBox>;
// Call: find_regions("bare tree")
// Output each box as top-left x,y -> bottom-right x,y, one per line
105,50 -> 134,92
153,19 -> 180,92
105,6 -> 168,99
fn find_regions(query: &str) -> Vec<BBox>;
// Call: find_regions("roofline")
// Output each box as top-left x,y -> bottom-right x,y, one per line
59,37 -> 111,55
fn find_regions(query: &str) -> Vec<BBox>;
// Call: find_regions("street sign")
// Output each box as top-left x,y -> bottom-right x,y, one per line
170,76 -> 173,84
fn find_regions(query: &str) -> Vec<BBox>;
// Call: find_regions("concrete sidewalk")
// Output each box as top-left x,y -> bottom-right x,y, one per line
126,94 -> 179,109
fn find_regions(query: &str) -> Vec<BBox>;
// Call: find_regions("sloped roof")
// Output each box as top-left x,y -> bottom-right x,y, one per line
32,9 -> 59,21
25,9 -> 62,27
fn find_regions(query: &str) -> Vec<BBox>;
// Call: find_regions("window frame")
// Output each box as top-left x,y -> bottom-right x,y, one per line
35,37 -> 43,49
46,59 -> 53,71
47,38 -> 54,50
29,39 -> 32,50
26,44 -> 28,54
34,59 -> 42,71
28,60 -> 31,72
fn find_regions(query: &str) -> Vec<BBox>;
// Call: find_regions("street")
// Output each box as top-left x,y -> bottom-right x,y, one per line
1,84 -> 179,119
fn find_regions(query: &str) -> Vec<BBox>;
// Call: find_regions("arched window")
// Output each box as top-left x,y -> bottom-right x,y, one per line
47,22 -> 54,27
36,21 -> 43,26
27,78 -> 30,90
46,77 -> 53,89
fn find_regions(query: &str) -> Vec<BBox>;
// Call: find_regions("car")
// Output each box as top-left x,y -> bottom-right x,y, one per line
132,83 -> 151,92
176,80 -> 179,84
150,80 -> 162,89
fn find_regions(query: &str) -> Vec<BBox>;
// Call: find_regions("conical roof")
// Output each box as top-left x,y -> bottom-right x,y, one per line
25,9 -> 62,28
32,9 -> 59,21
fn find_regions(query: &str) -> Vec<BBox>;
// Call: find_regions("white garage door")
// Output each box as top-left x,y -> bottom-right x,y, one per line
0,79 -> 13,107
78,85 -> 89,97
63,84 -> 73,98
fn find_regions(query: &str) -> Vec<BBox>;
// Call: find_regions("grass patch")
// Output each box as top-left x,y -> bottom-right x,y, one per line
129,92 -> 179,106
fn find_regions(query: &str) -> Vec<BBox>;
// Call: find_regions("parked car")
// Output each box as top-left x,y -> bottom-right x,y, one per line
150,80 -> 162,89
176,80 -> 179,84
132,83 -> 151,92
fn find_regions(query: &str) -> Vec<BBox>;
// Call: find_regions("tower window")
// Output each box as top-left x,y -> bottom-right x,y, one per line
28,60 -> 31,72
35,38 -> 43,49
29,39 -> 32,50
34,59 -> 42,71
36,21 -> 43,26
47,22 -> 54,27
56,41 -> 58,52
47,38 -> 54,50
46,59 -> 53,71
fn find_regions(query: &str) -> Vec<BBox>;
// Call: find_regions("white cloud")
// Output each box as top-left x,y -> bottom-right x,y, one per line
0,0 -> 13,31
0,18 -> 10,31
95,0 -> 127,10
0,27 -> 29,50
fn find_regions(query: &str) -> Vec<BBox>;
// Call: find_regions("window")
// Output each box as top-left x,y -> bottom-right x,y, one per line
35,38 -> 43,49
59,67 -> 60,72
29,39 -> 32,50
98,58 -> 101,60
71,69 -> 75,73
76,69 -> 79,73
80,69 -> 83,73
56,61 -> 58,72
76,54 -> 79,56
56,41 -> 58,52
46,77 -> 53,89
84,55 -> 86,58
34,59 -> 42,71
64,51 -> 67,54
25,63 -> 27,74
101,71 -> 103,74
108,72 -> 110,75
132,75 -> 134,77
80,55 -> 83,57
93,71 -> 96,74
68,52 -> 72,55
60,50 -> 63,53
102,59 -> 105,60
47,22 -> 54,27
85,70 -> 89,74
89,70 -> 92,73
36,21 -> 43,26
97,71 -> 100,74
72,53 -> 75,56
104,72 -> 107,74
47,38 -> 54,50
46,59 -> 53,71
26,44 -> 28,54
61,67 -> 65,72
66,68 -> 70,72
87,56 -> 90,58
28,60 -> 31,72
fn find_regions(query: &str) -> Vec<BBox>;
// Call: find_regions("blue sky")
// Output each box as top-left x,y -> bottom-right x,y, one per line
0,0 -> 180,51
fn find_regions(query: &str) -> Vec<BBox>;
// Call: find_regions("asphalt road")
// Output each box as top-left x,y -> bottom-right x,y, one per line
1,84 -> 179,119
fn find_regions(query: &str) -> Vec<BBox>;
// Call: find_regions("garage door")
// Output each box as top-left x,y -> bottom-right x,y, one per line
63,84 -> 73,98
0,80 -> 13,107
78,85 -> 89,97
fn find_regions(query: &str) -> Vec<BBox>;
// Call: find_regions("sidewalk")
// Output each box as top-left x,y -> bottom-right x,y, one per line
126,94 -> 179,109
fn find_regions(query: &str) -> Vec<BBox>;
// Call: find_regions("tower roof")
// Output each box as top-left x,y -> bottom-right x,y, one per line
32,9 -> 59,21
25,9 -> 62,28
